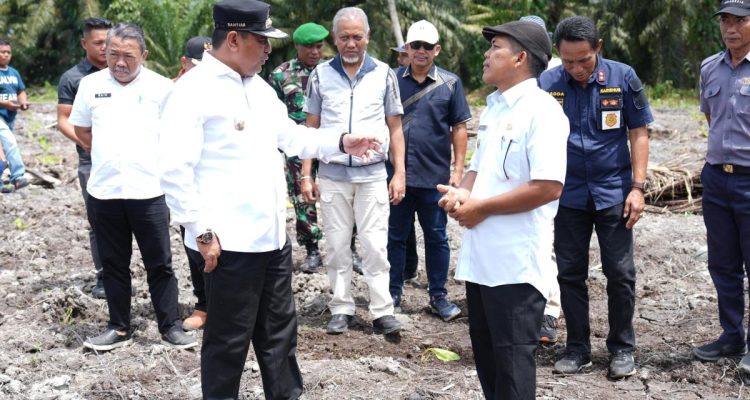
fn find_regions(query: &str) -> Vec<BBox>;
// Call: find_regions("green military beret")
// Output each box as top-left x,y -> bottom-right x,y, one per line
293,22 -> 329,45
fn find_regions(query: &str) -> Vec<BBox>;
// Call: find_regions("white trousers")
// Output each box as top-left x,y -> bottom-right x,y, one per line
319,177 -> 394,319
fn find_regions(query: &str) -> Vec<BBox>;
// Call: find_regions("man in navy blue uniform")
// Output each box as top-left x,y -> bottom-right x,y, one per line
388,20 -> 471,321
539,15 -> 652,379
692,0 -> 750,372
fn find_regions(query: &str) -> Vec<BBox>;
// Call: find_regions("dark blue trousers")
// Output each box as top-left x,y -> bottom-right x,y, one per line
180,226 -> 207,312
702,163 -> 750,346
387,187 -> 450,299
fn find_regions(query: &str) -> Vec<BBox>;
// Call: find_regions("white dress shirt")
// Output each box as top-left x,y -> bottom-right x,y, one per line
159,52 -> 341,253
69,67 -> 173,200
455,78 -> 569,297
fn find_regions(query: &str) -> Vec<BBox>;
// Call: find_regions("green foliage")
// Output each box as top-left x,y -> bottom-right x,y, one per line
645,81 -> 699,109
0,0 -> 731,91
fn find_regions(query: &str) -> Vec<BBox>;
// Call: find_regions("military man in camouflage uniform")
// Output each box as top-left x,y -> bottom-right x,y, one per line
268,22 -> 329,273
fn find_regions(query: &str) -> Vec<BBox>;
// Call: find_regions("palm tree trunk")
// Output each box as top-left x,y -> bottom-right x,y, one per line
387,0 -> 404,47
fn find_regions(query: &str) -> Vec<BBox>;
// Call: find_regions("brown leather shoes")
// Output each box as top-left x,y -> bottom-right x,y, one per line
182,310 -> 207,331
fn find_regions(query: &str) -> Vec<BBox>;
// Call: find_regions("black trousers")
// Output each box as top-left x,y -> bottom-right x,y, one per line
467,282 -> 545,400
77,159 -> 103,276
89,195 -> 180,334
201,239 -> 302,400
180,226 -> 207,312
554,202 -> 636,355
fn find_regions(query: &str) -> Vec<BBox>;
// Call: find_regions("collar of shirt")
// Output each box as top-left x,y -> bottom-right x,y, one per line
331,52 -> 376,82
487,78 -> 538,110
292,57 -> 316,73
401,64 -> 437,82
721,49 -> 750,66
80,58 -> 98,74
563,55 -> 607,86
201,51 -> 244,82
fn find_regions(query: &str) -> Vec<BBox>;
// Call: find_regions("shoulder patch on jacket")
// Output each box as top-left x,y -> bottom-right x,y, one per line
628,77 -> 648,110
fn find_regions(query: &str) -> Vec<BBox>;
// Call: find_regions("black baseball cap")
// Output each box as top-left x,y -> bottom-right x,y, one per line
482,21 -> 552,69
213,0 -> 287,38
715,0 -> 750,17
184,36 -> 212,65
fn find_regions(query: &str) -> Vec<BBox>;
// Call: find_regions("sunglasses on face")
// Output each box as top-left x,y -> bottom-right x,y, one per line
409,41 -> 436,51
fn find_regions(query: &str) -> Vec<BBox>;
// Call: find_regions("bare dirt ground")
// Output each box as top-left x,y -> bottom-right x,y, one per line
0,103 -> 744,399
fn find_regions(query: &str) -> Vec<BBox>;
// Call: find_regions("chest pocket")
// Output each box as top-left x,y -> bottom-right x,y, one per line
498,130 -> 524,181
703,84 -> 721,114
597,92 -> 623,131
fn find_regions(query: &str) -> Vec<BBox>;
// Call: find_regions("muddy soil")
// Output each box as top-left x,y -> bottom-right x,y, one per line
0,103 -> 743,399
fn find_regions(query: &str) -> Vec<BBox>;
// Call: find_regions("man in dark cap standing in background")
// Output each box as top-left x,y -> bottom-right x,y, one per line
269,22 -> 328,273
174,35 -> 211,81
438,21 -> 569,399
172,35 -> 212,332
693,0 -> 750,372
159,1 -> 384,398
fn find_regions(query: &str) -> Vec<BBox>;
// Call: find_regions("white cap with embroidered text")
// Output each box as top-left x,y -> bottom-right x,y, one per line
406,20 -> 439,45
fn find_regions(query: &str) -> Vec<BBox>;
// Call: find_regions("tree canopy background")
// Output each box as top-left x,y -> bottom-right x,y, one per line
0,0 -> 724,91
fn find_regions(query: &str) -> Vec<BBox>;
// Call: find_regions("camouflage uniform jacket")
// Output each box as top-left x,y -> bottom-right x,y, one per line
268,57 -> 315,124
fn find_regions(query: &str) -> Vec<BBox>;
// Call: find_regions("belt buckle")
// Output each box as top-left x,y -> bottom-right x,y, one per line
723,164 -> 734,174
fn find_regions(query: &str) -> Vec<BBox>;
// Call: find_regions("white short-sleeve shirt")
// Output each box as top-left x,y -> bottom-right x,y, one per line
69,67 -> 173,200
455,78 -> 569,297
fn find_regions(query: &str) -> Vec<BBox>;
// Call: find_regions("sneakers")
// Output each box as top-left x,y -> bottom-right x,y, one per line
300,249 -> 322,273
693,340 -> 747,361
91,278 -> 106,299
540,315 -> 558,343
609,350 -> 636,379
429,296 -> 461,322
554,351 -> 592,374
327,314 -> 354,335
373,315 -> 401,335
351,250 -> 363,275
1,177 -> 29,193
83,329 -> 132,351
182,310 -> 207,331
161,326 -> 198,349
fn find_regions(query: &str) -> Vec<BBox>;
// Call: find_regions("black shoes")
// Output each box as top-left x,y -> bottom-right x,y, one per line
327,314 -> 355,334
83,329 -> 132,351
300,249 -> 322,273
91,278 -> 106,299
554,351 -> 592,374
373,315 -> 401,335
540,315 -> 558,344
161,326 -> 198,349
693,340 -> 747,361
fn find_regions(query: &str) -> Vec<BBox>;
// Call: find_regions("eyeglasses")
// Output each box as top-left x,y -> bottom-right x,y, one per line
409,41 -> 436,51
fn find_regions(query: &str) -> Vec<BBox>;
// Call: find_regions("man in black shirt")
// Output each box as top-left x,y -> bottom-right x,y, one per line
57,17 -> 113,298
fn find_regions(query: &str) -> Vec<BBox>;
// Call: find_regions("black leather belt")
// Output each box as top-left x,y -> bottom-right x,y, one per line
712,163 -> 750,174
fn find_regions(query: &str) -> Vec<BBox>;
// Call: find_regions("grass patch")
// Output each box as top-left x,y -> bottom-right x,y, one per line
646,80 -> 699,109
26,82 -> 58,103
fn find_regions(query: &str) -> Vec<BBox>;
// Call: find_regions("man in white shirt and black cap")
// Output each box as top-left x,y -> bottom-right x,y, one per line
159,0 -> 383,398
69,22 -> 197,352
438,20 -> 569,399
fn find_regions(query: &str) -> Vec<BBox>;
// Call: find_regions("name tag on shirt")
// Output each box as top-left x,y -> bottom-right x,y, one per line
741,78 -> 750,96
602,110 -> 621,130
95,93 -> 112,98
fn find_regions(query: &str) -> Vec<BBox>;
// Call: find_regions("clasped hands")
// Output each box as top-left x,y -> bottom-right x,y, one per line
437,184 -> 486,228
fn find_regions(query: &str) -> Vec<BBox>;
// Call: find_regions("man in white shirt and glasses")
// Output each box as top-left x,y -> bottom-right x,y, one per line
70,22 -> 196,352
438,21 -> 569,399
159,1 -> 384,398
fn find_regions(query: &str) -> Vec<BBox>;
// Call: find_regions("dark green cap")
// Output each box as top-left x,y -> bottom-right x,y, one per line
293,22 -> 329,45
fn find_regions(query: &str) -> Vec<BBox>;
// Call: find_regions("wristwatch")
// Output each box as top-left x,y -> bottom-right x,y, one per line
339,132 -> 348,153
196,229 -> 214,244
